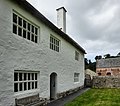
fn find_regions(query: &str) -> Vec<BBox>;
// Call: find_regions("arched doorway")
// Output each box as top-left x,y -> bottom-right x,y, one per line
50,72 -> 57,100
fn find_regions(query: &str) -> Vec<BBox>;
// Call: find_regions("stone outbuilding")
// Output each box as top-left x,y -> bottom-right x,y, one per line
96,57 -> 120,76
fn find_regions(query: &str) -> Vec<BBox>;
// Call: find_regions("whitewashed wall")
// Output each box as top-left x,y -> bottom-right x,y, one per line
0,0 -> 85,105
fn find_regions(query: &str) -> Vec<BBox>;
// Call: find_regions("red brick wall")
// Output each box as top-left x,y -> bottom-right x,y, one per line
96,67 -> 120,76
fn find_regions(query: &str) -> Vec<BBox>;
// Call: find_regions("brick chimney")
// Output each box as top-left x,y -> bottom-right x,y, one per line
56,7 -> 67,33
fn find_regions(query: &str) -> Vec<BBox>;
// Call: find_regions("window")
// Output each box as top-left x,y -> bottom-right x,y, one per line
74,73 -> 80,82
106,72 -> 111,76
13,12 -> 38,43
75,51 -> 79,61
50,35 -> 60,52
14,71 -> 38,92
98,73 -> 101,76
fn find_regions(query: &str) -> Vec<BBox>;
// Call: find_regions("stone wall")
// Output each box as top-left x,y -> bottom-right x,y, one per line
92,76 -> 120,88
57,85 -> 84,99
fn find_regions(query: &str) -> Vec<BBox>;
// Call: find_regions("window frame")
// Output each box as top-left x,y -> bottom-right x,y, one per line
50,35 -> 60,52
12,10 -> 39,43
14,70 -> 39,93
74,73 -> 80,83
75,51 -> 79,61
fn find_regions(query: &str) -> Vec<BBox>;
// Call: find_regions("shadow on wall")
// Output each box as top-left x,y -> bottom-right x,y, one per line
84,74 -> 92,87
84,69 -> 97,87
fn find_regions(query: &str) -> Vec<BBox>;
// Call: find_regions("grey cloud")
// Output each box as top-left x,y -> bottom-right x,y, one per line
28,0 -> 120,61
66,0 -> 120,56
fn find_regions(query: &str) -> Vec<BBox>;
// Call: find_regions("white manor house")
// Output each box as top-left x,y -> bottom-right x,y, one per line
0,0 -> 86,105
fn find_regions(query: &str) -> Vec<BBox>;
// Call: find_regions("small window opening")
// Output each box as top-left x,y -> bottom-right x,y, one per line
98,73 -> 101,76
106,72 -> 111,76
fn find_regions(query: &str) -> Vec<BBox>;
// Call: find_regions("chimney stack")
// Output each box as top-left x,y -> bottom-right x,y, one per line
56,7 -> 67,33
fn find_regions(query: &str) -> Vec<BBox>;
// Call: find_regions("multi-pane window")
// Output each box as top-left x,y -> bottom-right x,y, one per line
74,73 -> 80,82
50,35 -> 60,52
13,12 -> 38,43
75,51 -> 79,61
14,71 -> 38,92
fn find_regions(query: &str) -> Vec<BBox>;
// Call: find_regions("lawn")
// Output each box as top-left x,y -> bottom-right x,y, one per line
65,89 -> 120,106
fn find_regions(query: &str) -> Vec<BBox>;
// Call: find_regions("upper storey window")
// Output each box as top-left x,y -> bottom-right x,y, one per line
50,35 -> 60,52
13,12 -> 39,43
75,51 -> 79,61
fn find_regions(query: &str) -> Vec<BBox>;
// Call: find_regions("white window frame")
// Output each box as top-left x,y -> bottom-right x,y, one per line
50,35 -> 60,52
14,71 -> 39,93
13,10 -> 39,43
75,51 -> 79,61
74,73 -> 80,83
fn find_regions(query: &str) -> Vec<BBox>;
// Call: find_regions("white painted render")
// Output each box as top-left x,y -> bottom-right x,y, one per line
0,0 -> 85,106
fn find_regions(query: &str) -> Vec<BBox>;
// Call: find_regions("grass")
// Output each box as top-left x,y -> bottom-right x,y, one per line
65,89 -> 120,106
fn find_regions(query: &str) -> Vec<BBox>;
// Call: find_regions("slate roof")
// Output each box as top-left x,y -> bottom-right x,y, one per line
96,57 -> 120,68
12,0 -> 86,54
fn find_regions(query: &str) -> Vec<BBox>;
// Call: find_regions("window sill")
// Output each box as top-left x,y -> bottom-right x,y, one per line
14,88 -> 40,99
74,82 -> 80,84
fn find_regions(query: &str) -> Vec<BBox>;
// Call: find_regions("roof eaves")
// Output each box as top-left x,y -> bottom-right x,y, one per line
13,0 -> 86,54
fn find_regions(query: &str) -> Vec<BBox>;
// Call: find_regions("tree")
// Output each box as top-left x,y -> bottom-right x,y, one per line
85,58 -> 89,65
89,60 -> 92,64
95,56 -> 99,60
117,52 -> 120,56
85,58 -> 96,72
98,55 -> 102,59
104,54 -> 111,58
95,55 -> 102,60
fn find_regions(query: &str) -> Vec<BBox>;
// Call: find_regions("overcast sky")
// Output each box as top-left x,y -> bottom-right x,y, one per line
27,0 -> 120,61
